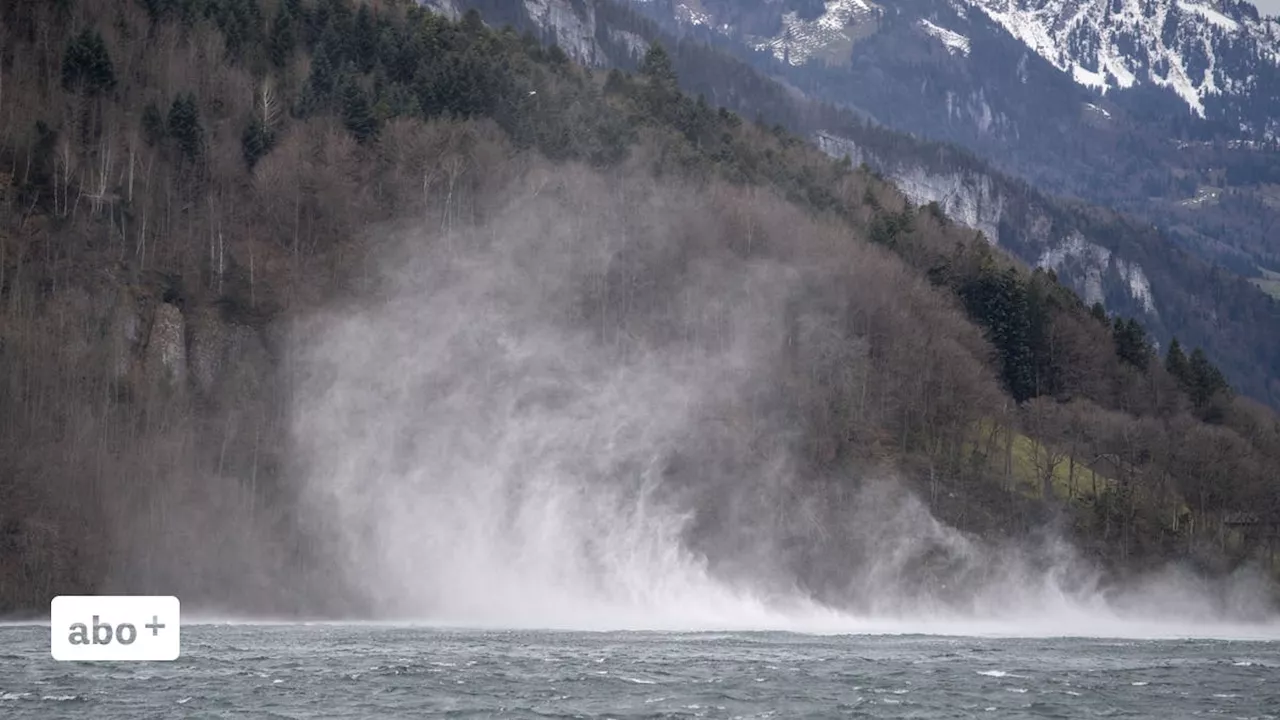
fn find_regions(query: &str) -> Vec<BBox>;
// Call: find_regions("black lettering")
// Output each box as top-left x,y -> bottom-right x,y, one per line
115,623 -> 137,645
68,623 -> 89,645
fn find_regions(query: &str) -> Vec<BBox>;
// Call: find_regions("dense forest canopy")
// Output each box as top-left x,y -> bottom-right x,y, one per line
0,0 -> 1277,615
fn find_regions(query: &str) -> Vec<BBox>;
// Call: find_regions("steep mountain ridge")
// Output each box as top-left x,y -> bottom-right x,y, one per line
643,0 -> 1280,130
960,0 -> 1280,125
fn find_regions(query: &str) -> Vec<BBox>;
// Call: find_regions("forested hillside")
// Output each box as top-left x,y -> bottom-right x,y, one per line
0,0 -> 1277,615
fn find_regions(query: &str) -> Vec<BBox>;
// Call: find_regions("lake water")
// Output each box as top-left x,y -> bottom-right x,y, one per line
1,624 -> 1278,718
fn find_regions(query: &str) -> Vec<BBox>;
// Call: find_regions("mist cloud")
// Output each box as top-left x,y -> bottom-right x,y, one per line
280,164 -> 1280,638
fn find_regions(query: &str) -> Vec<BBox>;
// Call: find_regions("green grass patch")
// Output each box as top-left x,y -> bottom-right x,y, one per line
964,421 -> 1115,503
1007,431 -> 1113,501
967,421 -> 1197,527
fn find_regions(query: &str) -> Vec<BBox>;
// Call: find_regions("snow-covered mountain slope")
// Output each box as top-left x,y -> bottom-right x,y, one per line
961,0 -> 1280,120
637,0 -> 1280,137
919,18 -> 972,56
748,0 -> 882,66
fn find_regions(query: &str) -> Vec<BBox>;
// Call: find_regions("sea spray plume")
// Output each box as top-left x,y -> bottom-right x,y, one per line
284,163 -> 1279,635
814,478 -> 1277,629
286,181 -> 816,627
1099,560 -> 1280,623
818,477 -> 1106,618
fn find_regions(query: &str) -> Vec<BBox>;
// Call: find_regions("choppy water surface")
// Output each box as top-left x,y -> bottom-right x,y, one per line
1,625 -> 1278,718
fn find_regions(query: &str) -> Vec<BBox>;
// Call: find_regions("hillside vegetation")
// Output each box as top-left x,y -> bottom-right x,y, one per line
0,0 -> 1277,614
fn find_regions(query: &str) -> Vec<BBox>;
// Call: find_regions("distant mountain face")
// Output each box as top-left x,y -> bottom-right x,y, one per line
428,0 -> 1280,138
420,0 -> 1280,406
958,0 -> 1280,127
620,0 -> 1280,287
636,0 -> 1280,135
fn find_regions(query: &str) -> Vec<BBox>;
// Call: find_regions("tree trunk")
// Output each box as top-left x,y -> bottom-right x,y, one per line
1067,451 -> 1076,499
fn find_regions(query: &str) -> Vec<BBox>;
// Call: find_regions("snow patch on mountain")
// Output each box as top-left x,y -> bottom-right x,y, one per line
674,1 -> 712,26
419,0 -> 461,19
961,0 -> 1280,117
752,0 -> 882,66
1178,0 -> 1239,31
919,19 -> 971,56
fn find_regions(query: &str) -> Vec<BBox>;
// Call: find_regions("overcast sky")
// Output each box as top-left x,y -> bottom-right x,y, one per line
1253,0 -> 1280,18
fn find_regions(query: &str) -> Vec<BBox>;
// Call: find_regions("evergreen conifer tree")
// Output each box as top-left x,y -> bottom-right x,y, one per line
339,73 -> 378,143
167,93 -> 204,163
269,2 -> 297,68
61,29 -> 116,96
1165,337 -> 1190,385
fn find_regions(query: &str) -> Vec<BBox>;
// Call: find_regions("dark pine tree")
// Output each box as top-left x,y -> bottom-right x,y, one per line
1090,302 -> 1108,324
269,1 -> 297,68
298,49 -> 337,116
639,43 -> 679,118
1112,317 -> 1150,370
339,73 -> 378,143
210,0 -> 263,60
61,29 -> 116,96
352,3 -> 379,73
141,102 -> 166,147
1165,337 -> 1190,386
241,117 -> 276,171
1186,348 -> 1231,412
961,265 -> 1036,402
1025,269 -> 1062,398
166,92 -> 204,164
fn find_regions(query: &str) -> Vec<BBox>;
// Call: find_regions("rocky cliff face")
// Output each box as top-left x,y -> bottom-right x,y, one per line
144,303 -> 188,395
422,0 -> 619,66
815,130 -> 1159,319
891,165 -> 1006,247
818,130 -> 1003,246
524,0 -> 608,64
1037,231 -> 1157,314
96,286 -> 275,409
